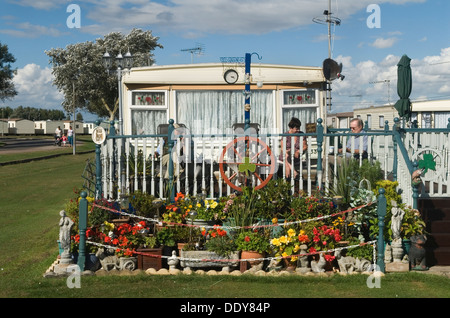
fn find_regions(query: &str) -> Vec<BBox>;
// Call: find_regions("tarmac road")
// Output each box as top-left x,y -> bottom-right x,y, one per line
0,137 -> 67,154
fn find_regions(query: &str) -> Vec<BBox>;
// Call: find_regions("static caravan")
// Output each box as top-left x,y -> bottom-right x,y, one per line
354,99 -> 450,129
8,118 -> 34,135
121,63 -> 327,136
63,120 -> 84,135
0,119 -> 7,135
34,120 -> 64,135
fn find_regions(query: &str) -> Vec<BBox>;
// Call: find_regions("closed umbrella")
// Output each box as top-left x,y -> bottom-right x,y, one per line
394,54 -> 412,120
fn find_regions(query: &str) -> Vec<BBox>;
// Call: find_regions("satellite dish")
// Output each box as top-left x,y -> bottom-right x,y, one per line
323,58 -> 345,81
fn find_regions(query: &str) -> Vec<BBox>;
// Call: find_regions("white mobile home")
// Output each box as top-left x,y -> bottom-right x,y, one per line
354,99 -> 450,129
34,120 -> 64,135
8,118 -> 34,135
121,63 -> 327,135
63,120 -> 84,135
0,119 -> 7,135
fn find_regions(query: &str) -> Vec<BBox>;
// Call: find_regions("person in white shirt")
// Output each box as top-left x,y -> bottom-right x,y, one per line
67,126 -> 74,147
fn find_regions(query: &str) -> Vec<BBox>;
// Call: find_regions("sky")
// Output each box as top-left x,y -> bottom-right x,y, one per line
1,0 -> 450,122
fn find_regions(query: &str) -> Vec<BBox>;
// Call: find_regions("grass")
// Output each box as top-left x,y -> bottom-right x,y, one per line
0,141 -> 449,300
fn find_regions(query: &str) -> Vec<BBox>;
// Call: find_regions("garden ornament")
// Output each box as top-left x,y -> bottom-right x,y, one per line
59,210 -> 74,264
96,247 -> 119,271
409,234 -> 428,271
310,253 -> 326,273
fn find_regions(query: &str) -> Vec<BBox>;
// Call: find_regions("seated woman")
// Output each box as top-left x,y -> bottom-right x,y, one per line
279,117 -> 308,179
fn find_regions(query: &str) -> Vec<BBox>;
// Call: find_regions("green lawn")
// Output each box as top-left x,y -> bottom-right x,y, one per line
0,146 -> 449,300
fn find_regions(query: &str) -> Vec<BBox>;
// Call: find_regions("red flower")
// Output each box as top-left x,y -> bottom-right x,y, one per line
244,236 -> 250,242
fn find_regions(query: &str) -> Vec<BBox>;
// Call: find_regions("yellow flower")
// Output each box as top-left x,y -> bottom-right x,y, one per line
299,230 -> 305,236
196,203 -> 202,208
293,244 -> 300,252
271,238 -> 281,246
287,228 -> 296,237
211,201 -> 218,209
279,236 -> 288,244
272,218 -> 278,224
291,256 -> 298,262
282,252 -> 288,258
189,205 -> 193,209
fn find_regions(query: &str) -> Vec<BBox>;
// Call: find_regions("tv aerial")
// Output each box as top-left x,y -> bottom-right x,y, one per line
313,0 -> 342,114
181,43 -> 205,63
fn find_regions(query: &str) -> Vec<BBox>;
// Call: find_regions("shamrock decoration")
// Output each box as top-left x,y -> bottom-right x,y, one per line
239,157 -> 256,176
418,153 -> 436,174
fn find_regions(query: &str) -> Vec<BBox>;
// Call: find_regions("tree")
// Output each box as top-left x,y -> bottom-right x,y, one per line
46,28 -> 163,120
0,43 -> 17,101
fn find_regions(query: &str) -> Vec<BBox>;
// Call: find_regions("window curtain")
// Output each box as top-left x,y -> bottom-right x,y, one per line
176,90 -> 273,134
434,112 -> 450,128
282,107 -> 317,133
131,109 -> 167,135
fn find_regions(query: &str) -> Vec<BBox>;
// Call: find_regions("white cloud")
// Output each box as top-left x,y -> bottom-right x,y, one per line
10,64 -> 63,109
331,47 -> 450,112
370,37 -> 399,49
0,22 -> 68,38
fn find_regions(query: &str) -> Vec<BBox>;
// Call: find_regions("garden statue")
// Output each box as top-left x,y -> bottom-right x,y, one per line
335,249 -> 356,274
384,243 -> 392,263
296,244 -> 311,273
391,200 -> 405,240
59,210 -> 74,264
96,247 -> 119,271
390,200 -> 405,262
409,234 -> 428,271
310,253 -> 326,273
167,250 -> 179,270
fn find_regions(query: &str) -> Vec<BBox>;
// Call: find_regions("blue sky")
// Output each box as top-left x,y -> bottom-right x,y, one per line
1,0 -> 449,121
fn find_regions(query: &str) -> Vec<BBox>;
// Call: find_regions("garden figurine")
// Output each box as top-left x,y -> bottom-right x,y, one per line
59,209 -> 74,264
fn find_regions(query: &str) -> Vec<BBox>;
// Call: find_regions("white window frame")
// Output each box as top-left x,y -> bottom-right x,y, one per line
129,90 -> 168,110
280,89 -> 320,108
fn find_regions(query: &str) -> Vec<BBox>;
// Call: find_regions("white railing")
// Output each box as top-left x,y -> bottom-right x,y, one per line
98,124 -> 449,204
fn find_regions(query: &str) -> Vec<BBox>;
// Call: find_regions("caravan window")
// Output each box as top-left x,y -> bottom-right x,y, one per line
176,90 -> 274,133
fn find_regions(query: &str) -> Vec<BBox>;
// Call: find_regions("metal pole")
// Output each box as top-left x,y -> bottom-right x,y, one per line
168,119 -> 175,202
376,188 -> 386,273
72,82 -> 76,155
77,191 -> 88,272
95,119 -> 103,200
244,53 -> 251,132
118,67 -> 123,135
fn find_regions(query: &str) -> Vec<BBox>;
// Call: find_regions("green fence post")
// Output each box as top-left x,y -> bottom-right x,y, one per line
77,191 -> 88,272
316,118 -> 324,189
168,119 -> 175,203
376,188 -> 386,273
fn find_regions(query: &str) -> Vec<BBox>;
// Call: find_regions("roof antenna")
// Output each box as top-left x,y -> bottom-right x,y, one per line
181,43 -> 205,64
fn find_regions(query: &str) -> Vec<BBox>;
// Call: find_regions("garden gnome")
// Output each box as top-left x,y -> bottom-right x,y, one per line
59,210 -> 74,264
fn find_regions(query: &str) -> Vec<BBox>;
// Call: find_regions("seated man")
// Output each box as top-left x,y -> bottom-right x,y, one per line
326,118 -> 368,180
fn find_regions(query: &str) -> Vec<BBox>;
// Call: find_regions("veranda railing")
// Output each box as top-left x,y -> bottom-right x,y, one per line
92,117 -> 449,208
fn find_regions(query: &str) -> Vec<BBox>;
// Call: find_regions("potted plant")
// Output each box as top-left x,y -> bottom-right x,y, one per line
136,235 -> 164,270
235,229 -> 271,267
270,228 -> 310,268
